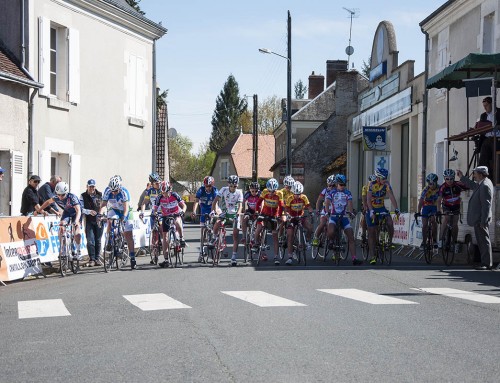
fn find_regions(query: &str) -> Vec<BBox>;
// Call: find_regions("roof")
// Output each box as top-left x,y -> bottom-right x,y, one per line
322,152 -> 347,175
426,53 -> 500,90
419,0 -> 456,28
101,0 -> 167,33
213,134 -> 275,179
0,40 -> 42,88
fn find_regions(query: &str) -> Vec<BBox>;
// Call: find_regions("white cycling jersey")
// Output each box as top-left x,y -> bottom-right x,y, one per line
217,186 -> 243,215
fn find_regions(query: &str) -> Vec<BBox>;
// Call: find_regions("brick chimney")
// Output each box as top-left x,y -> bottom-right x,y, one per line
308,71 -> 325,99
326,60 -> 348,87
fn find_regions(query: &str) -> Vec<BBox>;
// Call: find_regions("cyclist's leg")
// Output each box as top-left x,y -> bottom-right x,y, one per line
385,212 -> 394,243
253,221 -> 263,247
174,216 -> 185,246
241,215 -> 248,244
286,222 -> 294,256
421,216 -> 429,246
451,213 -> 459,244
366,210 -> 377,261
344,227 -> 357,259
303,217 -> 313,242
271,219 -> 279,257
314,215 -> 326,241
360,213 -> 367,240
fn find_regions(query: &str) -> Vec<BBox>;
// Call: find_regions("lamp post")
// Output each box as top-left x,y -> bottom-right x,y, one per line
258,11 -> 292,176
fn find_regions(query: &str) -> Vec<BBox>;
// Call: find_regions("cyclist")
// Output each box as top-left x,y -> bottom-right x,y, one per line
284,181 -> 314,265
241,181 -> 261,247
324,174 -> 362,265
312,175 -> 336,246
139,172 -> 162,223
99,175 -> 137,269
360,175 -> 377,243
154,180 -> 187,268
366,168 -> 400,265
277,175 -> 294,243
39,181 -> 83,261
415,173 -> 440,250
253,178 -> 285,266
210,175 -> 243,266
436,169 -> 469,251
191,176 -> 218,262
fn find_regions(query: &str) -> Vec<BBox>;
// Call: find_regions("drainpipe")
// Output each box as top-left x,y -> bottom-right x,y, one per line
21,0 -> 26,67
152,38 -> 157,173
421,28 -> 429,189
28,88 -> 38,176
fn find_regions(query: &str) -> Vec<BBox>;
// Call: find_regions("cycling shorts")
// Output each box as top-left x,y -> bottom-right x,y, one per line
218,213 -> 239,230
421,206 -> 437,218
442,205 -> 460,213
365,207 -> 389,228
329,215 -> 351,229
108,209 -> 134,232
256,215 -> 278,231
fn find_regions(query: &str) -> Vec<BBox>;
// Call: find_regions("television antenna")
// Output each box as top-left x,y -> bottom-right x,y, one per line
342,7 -> 360,69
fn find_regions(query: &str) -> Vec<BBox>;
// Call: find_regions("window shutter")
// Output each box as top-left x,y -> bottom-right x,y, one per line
38,16 -> 50,96
10,151 -> 24,215
68,28 -> 80,104
69,154 -> 81,194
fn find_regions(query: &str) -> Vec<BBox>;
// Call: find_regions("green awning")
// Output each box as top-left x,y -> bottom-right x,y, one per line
426,53 -> 500,90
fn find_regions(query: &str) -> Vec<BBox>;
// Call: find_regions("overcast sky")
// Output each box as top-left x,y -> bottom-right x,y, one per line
140,1 -> 445,152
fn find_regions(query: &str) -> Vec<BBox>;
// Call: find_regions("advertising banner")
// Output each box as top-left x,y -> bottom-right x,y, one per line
363,126 -> 387,151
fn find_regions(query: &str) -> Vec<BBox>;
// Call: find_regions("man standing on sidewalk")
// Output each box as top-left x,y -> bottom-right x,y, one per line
80,179 -> 103,267
38,175 -> 62,215
457,166 -> 494,270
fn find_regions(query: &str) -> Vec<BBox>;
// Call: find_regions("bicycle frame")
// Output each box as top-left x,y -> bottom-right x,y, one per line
104,218 -> 128,272
58,222 -> 79,277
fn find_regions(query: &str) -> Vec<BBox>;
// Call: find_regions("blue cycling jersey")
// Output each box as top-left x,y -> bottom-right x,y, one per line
195,186 -> 218,213
102,186 -> 131,214
57,192 -> 81,216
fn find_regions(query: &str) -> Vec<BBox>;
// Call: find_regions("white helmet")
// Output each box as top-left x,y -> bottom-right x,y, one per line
283,175 -> 295,187
55,181 -> 69,195
109,175 -> 122,191
266,178 -> 279,191
291,181 -> 304,195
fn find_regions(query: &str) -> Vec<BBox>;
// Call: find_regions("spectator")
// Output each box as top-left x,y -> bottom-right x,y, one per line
38,175 -> 62,215
477,96 -> 500,168
137,182 -> 152,211
20,175 -> 44,216
80,179 -> 103,267
457,167 -> 494,270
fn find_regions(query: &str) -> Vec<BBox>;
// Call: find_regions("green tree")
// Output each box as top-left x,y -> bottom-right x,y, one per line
258,95 -> 282,134
168,134 -> 193,182
125,0 -> 145,15
294,79 -> 307,99
209,75 -> 248,152
361,56 -> 371,78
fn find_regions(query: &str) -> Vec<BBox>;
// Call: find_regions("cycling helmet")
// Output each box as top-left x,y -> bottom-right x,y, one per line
266,178 -> 279,191
426,173 -> 439,183
227,175 -> 239,185
149,172 -> 161,183
291,181 -> 304,195
283,175 -> 295,187
249,181 -> 259,190
55,181 -> 69,195
368,174 -> 377,182
108,176 -> 122,191
203,176 -> 215,186
443,168 -> 455,179
160,180 -> 172,193
327,175 -> 336,186
335,174 -> 347,185
375,168 -> 389,180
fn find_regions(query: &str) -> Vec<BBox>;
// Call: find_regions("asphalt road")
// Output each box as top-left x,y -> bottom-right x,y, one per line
1,223 -> 500,383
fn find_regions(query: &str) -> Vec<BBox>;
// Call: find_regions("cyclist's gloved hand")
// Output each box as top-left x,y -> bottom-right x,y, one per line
395,208 -> 400,215
369,210 -> 375,219
139,212 -> 144,219
414,213 -> 419,221
209,211 -> 216,217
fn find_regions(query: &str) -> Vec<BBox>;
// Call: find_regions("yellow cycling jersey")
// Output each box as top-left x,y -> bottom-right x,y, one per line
280,187 -> 293,205
361,183 -> 369,197
285,194 -> 310,217
368,181 -> 392,209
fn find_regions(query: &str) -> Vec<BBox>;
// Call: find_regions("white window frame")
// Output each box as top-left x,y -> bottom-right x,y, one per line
220,160 -> 229,181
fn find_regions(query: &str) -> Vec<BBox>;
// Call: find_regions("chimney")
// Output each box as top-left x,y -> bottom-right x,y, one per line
308,71 -> 325,99
326,60 -> 348,87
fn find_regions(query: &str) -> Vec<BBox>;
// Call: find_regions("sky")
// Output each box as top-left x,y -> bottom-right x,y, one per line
139,0 -> 445,153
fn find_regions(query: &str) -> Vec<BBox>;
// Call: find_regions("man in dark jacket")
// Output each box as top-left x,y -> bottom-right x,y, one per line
20,175 -> 44,216
80,179 -> 103,266
38,175 -> 62,215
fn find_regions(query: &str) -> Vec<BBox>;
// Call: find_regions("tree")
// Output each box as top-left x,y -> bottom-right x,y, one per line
125,0 -> 145,15
209,75 -> 247,152
361,56 -> 371,78
257,95 -> 282,134
294,79 -> 307,99
168,134 -> 193,182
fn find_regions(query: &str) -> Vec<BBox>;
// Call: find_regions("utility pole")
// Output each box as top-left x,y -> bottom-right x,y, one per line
252,94 -> 258,182
286,10 -> 292,176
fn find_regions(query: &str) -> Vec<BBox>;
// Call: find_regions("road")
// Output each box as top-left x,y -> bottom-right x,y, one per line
1,223 -> 499,382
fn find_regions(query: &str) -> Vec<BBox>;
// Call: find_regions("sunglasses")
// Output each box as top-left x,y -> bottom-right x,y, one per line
32,180 -> 40,183
229,185 -> 237,188
444,177 -> 454,181
57,193 -> 66,197
337,183 -> 346,187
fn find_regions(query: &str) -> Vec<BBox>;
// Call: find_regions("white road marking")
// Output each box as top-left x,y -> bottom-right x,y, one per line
317,288 -> 419,305
123,293 -> 191,311
412,288 -> 500,303
221,291 -> 306,307
18,299 -> 71,319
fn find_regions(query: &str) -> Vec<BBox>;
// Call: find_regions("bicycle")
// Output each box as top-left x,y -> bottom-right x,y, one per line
372,212 -> 394,265
415,212 -> 439,264
242,213 -> 257,264
163,214 -> 184,268
149,214 -> 162,266
210,215 -> 228,266
198,213 -> 214,264
329,213 -> 350,265
252,216 -> 277,266
58,222 -> 80,277
288,214 -> 311,266
103,217 -> 129,272
312,218 -> 331,262
440,210 -> 461,266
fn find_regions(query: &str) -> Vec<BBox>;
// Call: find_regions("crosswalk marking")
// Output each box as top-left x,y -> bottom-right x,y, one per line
18,299 -> 71,319
317,289 -> 419,305
412,288 -> 500,304
221,291 -> 306,307
123,293 -> 191,311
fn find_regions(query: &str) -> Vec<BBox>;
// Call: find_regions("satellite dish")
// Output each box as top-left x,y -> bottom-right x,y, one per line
167,128 -> 177,139
345,45 -> 354,56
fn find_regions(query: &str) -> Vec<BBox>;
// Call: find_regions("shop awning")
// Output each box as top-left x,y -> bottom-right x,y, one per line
426,53 -> 500,90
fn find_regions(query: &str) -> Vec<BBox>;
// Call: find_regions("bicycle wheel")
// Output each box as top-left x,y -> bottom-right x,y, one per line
361,237 -> 369,261
424,229 -> 433,265
150,229 -> 160,265
166,231 -> 175,267
442,228 -> 454,266
379,229 -> 390,265
278,233 -> 287,260
295,226 -> 306,265
59,237 -> 69,277
243,230 -> 251,263
340,231 -> 349,261
256,229 -> 267,266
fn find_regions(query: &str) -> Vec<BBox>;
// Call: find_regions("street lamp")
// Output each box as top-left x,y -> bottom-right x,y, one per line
258,12 -> 292,176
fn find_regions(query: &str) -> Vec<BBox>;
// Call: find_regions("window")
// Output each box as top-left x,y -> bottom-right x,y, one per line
220,160 -> 229,180
127,54 -> 146,121
436,28 -> 449,72
39,17 -> 80,103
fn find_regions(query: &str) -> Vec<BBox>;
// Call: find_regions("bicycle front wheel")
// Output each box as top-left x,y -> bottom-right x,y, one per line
424,230 -> 434,264
59,237 -> 69,277
340,231 -> 349,261
296,226 -> 306,266
150,229 -> 160,265
442,229 -> 454,266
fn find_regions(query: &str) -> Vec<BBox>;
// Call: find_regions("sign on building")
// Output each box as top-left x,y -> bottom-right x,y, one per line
363,126 -> 387,151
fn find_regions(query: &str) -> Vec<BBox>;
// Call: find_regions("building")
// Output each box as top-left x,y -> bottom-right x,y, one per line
0,0 -> 167,207
210,134 -> 275,190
